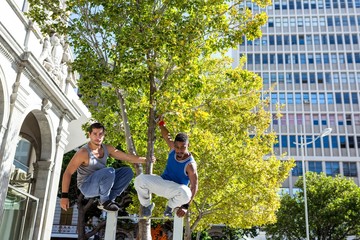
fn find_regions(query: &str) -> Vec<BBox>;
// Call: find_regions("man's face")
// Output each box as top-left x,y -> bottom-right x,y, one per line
174,141 -> 189,159
89,128 -> 105,146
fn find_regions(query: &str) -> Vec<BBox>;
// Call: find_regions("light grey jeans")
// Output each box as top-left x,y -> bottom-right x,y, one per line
134,173 -> 192,209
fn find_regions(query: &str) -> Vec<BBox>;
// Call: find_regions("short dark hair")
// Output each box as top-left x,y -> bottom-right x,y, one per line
174,132 -> 189,144
87,122 -> 105,133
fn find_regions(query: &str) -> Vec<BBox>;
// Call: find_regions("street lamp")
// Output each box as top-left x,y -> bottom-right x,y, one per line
293,127 -> 332,240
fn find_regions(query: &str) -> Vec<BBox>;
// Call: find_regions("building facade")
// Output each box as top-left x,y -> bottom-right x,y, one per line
233,0 -> 360,194
0,1 -> 90,240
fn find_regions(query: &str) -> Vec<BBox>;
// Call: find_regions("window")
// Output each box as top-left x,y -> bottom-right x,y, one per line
14,138 -> 32,172
278,73 -> 284,83
268,18 -> 274,27
329,35 -> 336,44
308,54 -> 314,64
313,114 -> 319,125
291,35 -> 297,44
327,16 -> 333,26
284,35 -> 290,45
348,0 -> 354,8
303,93 -> 310,103
302,73 -> 308,83
352,93 -> 358,104
326,162 -> 340,176
320,17 -> 326,26
321,34 -> 328,44
262,54 -> 268,64
340,136 -> 346,148
288,93 -> 294,104
312,17 -> 318,26
290,17 -> 296,27
338,114 -> 344,125
311,93 -> 318,104
331,135 -> 338,148
327,93 -> 334,104
349,136 -> 355,148
344,34 -> 351,44
247,54 -> 253,64
271,93 -> 278,104
323,53 -> 330,63
318,72 -> 324,83
321,114 -> 327,125
300,54 -> 306,64
323,134 -> 330,148
355,53 -> 360,63
343,162 -> 357,177
353,34 -> 359,44
306,35 -> 312,45
292,161 -> 303,176
272,114 -> 279,125
309,161 -> 322,173
285,54 -> 291,64
319,93 -> 326,104
337,35 -> 343,44
278,54 -> 284,64
331,53 -> 337,64
346,114 -> 352,125
262,73 -> 269,84
343,93 -> 350,104
255,54 -> 261,64
286,73 -> 292,83
271,73 -> 277,83
350,16 -> 356,25
270,54 -> 276,64
335,93 -> 342,104
314,35 -> 320,45
342,16 -> 348,26
299,35 -> 305,45
269,35 -> 275,45
335,17 -> 341,26
281,135 -> 288,147
296,114 -> 303,125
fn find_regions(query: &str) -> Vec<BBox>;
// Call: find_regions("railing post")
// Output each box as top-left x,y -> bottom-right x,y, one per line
173,215 -> 183,240
104,211 -> 118,240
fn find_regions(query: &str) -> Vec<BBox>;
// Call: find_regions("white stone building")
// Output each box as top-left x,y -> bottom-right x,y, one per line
0,1 -> 90,239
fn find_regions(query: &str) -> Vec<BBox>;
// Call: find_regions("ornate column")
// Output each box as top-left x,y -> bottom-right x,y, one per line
36,113 -> 70,240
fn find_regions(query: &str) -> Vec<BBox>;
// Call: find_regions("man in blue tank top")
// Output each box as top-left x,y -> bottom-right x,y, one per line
60,122 -> 155,212
134,117 -> 198,218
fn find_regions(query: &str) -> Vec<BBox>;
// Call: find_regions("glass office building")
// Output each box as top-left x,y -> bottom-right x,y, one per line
233,0 -> 360,194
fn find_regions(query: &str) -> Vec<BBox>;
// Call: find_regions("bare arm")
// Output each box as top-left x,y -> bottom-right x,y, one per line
186,162 -> 198,203
106,145 -> 155,164
159,122 -> 174,149
176,162 -> 198,217
60,149 -> 87,211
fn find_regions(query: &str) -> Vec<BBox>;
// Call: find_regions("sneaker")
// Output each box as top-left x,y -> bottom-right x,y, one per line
98,200 -> 119,212
163,205 -> 173,218
142,203 -> 155,217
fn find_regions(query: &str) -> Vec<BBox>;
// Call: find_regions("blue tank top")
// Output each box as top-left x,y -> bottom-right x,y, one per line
77,143 -> 109,188
161,149 -> 196,185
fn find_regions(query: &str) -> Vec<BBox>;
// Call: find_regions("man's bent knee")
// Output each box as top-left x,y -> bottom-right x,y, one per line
180,185 -> 192,203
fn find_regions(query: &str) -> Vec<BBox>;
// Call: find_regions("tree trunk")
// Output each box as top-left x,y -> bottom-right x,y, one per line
184,212 -> 192,240
116,88 -> 153,239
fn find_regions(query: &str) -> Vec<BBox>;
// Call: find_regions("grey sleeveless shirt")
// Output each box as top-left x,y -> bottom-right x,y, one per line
77,143 -> 109,188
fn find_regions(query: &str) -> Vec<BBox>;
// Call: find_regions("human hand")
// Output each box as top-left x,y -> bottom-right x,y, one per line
176,206 -> 187,217
60,198 -> 69,211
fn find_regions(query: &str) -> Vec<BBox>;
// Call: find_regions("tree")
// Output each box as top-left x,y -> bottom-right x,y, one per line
265,172 -> 360,240
26,0 -> 292,239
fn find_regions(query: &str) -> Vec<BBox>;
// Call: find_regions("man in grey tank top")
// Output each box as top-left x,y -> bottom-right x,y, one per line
60,122 -> 155,212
